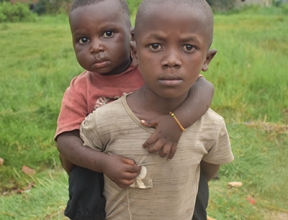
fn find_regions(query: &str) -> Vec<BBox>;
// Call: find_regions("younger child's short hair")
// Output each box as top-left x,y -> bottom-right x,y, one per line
70,0 -> 130,23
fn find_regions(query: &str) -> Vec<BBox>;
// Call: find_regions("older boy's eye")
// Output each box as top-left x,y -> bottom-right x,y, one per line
103,31 -> 114,38
149,43 -> 162,50
183,44 -> 195,52
79,37 -> 89,44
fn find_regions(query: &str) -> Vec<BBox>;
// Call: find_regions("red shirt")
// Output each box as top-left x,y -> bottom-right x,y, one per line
55,64 -> 144,140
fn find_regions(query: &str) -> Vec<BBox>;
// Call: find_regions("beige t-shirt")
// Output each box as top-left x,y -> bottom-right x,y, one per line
80,95 -> 234,220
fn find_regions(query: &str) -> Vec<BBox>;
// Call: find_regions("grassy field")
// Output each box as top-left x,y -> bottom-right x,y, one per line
0,8 -> 288,220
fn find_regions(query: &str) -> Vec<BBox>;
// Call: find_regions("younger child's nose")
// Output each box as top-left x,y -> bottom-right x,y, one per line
90,40 -> 104,54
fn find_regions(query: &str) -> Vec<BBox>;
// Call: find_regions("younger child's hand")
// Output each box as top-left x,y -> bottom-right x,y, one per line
141,114 -> 183,160
103,154 -> 141,189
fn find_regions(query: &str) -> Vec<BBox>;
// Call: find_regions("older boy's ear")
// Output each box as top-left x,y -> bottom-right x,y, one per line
130,27 -> 135,41
202,49 -> 217,72
130,41 -> 138,64
130,27 -> 137,64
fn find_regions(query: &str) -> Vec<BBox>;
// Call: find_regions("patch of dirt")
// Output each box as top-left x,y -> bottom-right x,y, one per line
244,121 -> 288,134
266,211 -> 288,220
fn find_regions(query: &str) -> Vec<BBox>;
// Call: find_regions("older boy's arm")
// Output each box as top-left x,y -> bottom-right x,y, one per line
142,77 -> 214,159
200,160 -> 220,181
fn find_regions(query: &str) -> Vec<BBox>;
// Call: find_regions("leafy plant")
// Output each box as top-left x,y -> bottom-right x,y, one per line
207,0 -> 236,11
0,2 -> 36,22
273,0 -> 288,7
33,0 -> 70,15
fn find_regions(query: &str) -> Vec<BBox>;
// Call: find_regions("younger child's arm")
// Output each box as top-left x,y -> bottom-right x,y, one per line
57,130 -> 141,188
59,153 -> 74,174
56,130 -> 83,174
57,130 -> 89,175
142,77 -> 214,159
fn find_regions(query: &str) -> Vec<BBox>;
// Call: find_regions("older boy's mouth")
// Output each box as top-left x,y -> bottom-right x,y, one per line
158,77 -> 183,86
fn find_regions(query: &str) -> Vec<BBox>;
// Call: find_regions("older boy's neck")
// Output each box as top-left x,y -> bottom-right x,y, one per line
128,87 -> 189,119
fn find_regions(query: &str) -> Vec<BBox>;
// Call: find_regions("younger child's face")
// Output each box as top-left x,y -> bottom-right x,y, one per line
133,3 -> 216,99
69,1 -> 131,75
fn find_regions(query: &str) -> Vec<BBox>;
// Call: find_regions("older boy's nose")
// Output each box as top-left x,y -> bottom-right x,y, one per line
90,40 -> 104,53
162,49 -> 181,68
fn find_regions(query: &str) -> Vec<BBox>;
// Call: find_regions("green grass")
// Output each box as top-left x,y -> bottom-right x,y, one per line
0,170 -> 68,220
0,15 -> 79,189
0,9 -> 288,220
208,14 -> 288,124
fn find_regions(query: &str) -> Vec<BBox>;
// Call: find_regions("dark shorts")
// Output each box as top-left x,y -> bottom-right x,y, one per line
65,166 -> 208,220
64,166 -> 106,220
192,171 -> 209,220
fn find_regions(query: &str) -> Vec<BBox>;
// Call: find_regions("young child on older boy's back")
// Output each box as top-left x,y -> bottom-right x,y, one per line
80,0 -> 234,218
55,0 -> 215,219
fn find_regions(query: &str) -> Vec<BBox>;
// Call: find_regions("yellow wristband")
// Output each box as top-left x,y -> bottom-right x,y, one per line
169,112 -> 185,131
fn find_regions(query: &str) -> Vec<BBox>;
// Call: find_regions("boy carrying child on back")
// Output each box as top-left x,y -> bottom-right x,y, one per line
55,0 -> 216,219
80,0 -> 234,218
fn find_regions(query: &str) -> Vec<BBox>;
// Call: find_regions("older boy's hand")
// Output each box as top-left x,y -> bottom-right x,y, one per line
103,154 -> 141,189
141,115 -> 183,160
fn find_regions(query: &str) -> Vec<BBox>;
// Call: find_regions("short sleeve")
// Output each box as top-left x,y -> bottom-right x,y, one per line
54,77 -> 88,140
80,111 -> 104,152
202,119 -> 234,164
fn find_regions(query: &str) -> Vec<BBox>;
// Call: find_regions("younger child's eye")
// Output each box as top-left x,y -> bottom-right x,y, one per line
183,44 -> 195,52
79,37 -> 89,44
149,43 -> 162,51
103,31 -> 114,38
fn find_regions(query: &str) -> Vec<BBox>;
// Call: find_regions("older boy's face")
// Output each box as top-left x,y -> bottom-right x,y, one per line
134,3 -> 215,99
69,1 -> 131,75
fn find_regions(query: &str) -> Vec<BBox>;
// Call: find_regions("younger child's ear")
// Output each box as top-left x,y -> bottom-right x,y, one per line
202,49 -> 217,72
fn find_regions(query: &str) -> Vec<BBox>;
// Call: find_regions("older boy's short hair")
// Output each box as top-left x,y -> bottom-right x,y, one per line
135,0 -> 214,46
70,0 -> 130,25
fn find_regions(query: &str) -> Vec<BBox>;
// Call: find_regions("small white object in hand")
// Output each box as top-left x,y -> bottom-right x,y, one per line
130,166 -> 148,188
138,166 -> 147,179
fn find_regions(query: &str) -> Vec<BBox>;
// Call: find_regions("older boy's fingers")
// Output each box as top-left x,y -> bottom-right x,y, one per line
167,143 -> 177,160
